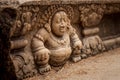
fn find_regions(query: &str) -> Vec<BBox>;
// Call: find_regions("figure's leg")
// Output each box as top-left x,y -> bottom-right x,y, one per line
34,52 -> 51,74
38,63 -> 51,74
72,48 -> 82,62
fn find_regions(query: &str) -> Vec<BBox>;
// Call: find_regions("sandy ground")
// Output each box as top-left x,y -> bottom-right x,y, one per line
25,48 -> 120,80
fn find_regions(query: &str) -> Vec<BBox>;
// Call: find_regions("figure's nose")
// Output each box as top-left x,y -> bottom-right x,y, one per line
60,20 -> 65,28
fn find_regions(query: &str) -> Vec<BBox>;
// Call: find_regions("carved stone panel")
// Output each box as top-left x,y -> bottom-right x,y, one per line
0,1 -> 120,80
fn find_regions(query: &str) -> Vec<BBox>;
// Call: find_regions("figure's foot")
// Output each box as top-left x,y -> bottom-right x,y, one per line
22,66 -> 38,79
81,54 -> 87,59
72,56 -> 82,62
91,50 -> 98,56
38,64 -> 51,74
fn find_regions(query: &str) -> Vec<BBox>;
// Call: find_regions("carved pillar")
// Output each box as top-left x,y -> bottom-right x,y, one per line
79,4 -> 105,56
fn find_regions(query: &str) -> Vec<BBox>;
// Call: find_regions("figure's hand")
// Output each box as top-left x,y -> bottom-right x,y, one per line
72,41 -> 82,56
72,41 -> 82,63
73,41 -> 82,49
34,48 -> 50,64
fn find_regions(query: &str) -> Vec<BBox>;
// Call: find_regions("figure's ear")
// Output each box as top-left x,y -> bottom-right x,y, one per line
66,19 -> 71,30
44,23 -> 51,33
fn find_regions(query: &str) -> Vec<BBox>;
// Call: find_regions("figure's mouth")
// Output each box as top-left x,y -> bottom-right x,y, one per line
60,27 -> 65,32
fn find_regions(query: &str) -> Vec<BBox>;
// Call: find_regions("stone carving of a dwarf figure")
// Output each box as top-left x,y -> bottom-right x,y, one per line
31,7 -> 82,73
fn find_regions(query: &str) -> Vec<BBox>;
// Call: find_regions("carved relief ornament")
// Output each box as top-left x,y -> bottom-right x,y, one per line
79,4 -> 105,27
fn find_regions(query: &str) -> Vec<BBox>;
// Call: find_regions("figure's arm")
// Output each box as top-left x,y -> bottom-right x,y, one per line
32,28 -> 48,53
21,13 -> 26,23
31,28 -> 50,67
69,27 -> 82,62
32,37 -> 46,53
69,27 -> 82,49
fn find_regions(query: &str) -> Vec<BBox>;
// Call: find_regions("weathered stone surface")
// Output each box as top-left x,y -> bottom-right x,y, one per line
0,0 -> 120,80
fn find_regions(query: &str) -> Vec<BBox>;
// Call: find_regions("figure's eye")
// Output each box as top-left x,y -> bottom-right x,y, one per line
64,18 -> 67,23
56,19 -> 60,23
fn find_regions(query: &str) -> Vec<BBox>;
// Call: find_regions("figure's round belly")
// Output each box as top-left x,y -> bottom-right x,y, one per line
49,47 -> 72,66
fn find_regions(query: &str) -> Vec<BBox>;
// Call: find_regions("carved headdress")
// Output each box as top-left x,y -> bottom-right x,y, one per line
39,5 -> 74,32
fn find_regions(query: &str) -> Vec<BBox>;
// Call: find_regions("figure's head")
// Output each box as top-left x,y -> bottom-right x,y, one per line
51,11 -> 70,37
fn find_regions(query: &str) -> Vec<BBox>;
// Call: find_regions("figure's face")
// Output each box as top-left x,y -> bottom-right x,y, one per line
51,11 -> 69,37
17,20 -> 21,28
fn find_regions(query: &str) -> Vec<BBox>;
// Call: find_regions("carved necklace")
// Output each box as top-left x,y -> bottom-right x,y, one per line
50,32 -> 67,45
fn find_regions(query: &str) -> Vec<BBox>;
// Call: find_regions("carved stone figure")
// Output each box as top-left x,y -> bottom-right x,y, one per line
11,20 -> 21,37
11,39 -> 37,79
12,51 -> 36,79
22,22 -> 32,35
21,11 -> 32,23
11,20 -> 32,37
82,36 -> 105,56
31,9 -> 82,73
9,10 -> 36,79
